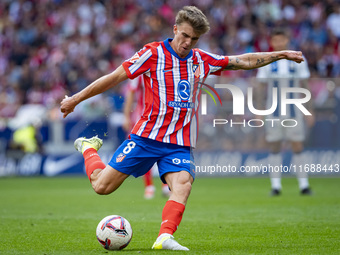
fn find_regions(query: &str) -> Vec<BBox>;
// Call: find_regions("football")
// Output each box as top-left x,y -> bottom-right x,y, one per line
96,215 -> 133,250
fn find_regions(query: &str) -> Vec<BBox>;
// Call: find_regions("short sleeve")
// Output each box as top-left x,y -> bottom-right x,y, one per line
122,46 -> 153,79
197,49 -> 229,76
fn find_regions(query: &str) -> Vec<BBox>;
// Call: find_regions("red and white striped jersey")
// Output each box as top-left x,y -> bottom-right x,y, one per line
127,76 -> 144,124
122,38 -> 229,147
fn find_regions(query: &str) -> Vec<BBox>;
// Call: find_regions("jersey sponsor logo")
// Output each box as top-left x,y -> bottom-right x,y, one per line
168,101 -> 194,108
178,80 -> 191,101
172,158 -> 192,164
116,153 -> 126,163
172,158 -> 181,164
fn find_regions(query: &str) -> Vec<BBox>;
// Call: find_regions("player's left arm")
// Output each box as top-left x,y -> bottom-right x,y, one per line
224,51 -> 304,70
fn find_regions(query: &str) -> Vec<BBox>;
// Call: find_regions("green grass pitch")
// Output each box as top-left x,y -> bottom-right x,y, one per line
0,176 -> 339,254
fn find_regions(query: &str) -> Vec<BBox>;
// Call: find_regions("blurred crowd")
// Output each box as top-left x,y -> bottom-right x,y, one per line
0,0 -> 340,123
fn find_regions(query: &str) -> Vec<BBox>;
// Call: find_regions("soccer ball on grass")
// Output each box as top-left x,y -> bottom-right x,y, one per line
96,215 -> 133,250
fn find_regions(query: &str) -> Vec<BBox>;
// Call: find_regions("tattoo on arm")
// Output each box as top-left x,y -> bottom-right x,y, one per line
226,64 -> 236,70
225,57 -> 239,70
271,55 -> 279,61
225,52 -> 282,71
248,53 -> 282,69
256,58 -> 265,66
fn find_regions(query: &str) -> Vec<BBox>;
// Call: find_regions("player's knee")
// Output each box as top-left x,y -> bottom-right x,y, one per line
183,181 -> 192,196
92,183 -> 112,195
175,180 -> 192,197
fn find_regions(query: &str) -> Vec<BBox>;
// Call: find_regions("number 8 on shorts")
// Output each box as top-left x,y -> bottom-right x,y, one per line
123,141 -> 136,154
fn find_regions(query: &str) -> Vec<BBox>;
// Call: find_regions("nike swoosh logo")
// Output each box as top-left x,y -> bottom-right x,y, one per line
163,70 -> 172,73
44,154 -> 82,176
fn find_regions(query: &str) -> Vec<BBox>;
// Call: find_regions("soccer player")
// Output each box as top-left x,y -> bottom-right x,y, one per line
60,6 -> 305,250
256,28 -> 314,196
122,76 -> 170,199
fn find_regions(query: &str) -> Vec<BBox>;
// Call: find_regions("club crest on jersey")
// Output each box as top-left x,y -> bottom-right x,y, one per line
193,64 -> 201,78
116,153 -> 126,163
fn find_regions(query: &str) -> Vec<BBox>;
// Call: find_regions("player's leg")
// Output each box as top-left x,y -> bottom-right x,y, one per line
143,169 -> 155,199
163,171 -> 193,204
287,117 -> 312,195
90,166 -> 129,195
266,121 -> 284,195
291,141 -> 312,195
152,171 -> 193,251
268,141 -> 282,195
152,144 -> 194,251
74,136 -> 129,195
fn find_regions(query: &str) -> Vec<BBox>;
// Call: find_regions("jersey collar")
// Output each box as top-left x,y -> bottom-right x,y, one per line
163,38 -> 193,61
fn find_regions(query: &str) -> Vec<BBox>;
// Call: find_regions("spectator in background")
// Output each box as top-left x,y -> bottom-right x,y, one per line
256,28 -> 314,196
8,103 -> 46,155
326,3 -> 340,39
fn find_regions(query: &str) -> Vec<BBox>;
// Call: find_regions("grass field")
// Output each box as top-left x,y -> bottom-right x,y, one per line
0,176 -> 339,255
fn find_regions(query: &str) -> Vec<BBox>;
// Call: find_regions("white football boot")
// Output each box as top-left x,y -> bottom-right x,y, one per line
152,233 -> 189,251
74,135 -> 103,154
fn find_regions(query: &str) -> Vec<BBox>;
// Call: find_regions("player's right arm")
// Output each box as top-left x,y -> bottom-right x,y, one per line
60,65 -> 128,118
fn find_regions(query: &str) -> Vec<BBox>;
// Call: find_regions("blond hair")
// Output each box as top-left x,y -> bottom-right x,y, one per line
175,6 -> 210,35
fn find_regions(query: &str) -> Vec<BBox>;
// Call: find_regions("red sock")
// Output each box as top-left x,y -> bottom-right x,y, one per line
83,148 -> 106,181
158,200 -> 185,236
143,170 -> 153,187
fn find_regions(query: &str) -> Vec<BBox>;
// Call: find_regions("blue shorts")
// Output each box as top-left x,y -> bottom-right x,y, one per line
108,134 -> 195,183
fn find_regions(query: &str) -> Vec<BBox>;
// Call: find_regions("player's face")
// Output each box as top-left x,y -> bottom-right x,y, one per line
172,22 -> 200,58
270,34 -> 289,51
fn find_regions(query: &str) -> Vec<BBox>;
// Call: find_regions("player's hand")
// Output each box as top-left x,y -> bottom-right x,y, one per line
283,50 -> 304,63
60,95 -> 77,118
